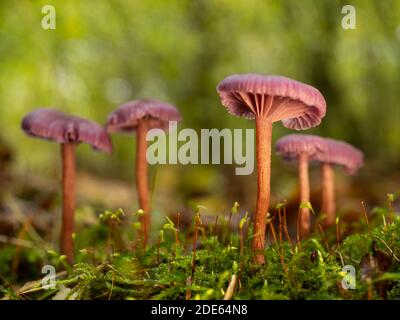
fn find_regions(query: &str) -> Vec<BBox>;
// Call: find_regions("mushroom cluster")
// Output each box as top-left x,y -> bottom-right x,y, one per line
21,72 -> 364,266
21,101 -> 181,262
275,134 -> 363,234
216,74 -> 326,263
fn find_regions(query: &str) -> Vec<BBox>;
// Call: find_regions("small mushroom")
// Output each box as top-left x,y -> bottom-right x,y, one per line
217,74 -> 326,263
106,99 -> 181,247
275,134 -> 327,238
314,138 -> 363,226
21,108 -> 112,264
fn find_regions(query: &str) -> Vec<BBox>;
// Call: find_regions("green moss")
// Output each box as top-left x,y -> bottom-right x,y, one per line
1,207 -> 400,300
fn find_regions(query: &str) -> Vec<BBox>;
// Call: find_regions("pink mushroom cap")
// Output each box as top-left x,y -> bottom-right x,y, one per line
106,99 -> 182,133
276,134 -> 364,174
275,134 -> 328,160
216,73 -> 326,130
21,108 -> 113,153
314,138 -> 364,175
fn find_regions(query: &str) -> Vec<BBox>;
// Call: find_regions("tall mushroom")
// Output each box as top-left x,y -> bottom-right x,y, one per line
315,138 -> 363,226
106,99 -> 181,247
21,108 -> 112,264
216,74 -> 326,263
275,134 -> 327,238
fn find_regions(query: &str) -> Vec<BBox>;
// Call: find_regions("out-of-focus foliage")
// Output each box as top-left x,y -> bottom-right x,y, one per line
0,0 -> 400,214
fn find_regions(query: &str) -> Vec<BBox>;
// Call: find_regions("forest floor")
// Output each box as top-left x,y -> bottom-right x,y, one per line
1,199 -> 400,300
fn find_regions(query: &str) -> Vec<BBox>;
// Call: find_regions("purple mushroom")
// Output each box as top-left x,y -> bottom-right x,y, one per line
21,108 -> 112,264
314,138 -> 364,226
106,99 -> 181,247
217,74 -> 326,263
275,134 -> 327,238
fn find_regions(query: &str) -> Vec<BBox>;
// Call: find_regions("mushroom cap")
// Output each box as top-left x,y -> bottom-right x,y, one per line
106,99 -> 182,133
275,134 -> 327,160
315,138 -> 364,175
216,73 -> 326,130
21,108 -> 113,153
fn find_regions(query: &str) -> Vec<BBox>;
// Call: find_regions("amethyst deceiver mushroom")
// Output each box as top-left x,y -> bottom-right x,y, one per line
217,74 -> 326,264
21,108 -> 112,264
106,99 -> 181,247
275,134 -> 327,238
314,138 -> 363,227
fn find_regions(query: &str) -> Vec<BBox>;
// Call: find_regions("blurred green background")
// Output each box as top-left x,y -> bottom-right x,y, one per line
0,0 -> 400,233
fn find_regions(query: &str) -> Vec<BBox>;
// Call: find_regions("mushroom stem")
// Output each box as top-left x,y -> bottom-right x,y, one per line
253,116 -> 272,264
136,119 -> 150,247
321,163 -> 335,226
298,152 -> 310,238
61,143 -> 76,264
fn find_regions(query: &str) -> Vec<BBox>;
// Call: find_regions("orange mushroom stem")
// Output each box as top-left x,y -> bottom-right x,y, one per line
298,152 -> 310,238
321,162 -> 335,226
136,120 -> 151,246
253,116 -> 272,263
61,143 -> 76,264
